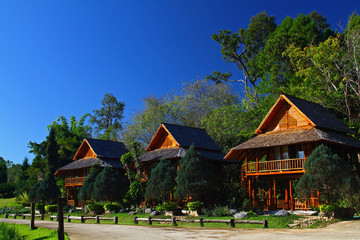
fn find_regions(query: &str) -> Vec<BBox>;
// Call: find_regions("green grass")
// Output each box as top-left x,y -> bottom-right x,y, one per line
307,219 -> 340,228
1,223 -> 70,240
0,198 -> 20,208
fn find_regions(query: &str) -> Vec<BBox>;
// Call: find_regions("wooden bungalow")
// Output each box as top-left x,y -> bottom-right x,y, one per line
225,94 -> 360,210
55,138 -> 128,206
139,123 -> 233,182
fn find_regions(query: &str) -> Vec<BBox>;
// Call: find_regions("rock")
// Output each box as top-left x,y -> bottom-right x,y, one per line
69,209 -> 76,213
229,209 -> 238,216
120,208 -> 128,213
128,211 -> 137,215
145,208 -> 152,214
234,211 -> 247,219
274,210 -> 290,216
150,211 -> 160,216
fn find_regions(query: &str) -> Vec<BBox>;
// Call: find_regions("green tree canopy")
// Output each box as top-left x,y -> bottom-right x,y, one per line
45,128 -> 59,175
28,174 -> 60,203
0,157 -> 8,184
175,145 -> 216,201
144,159 -> 177,202
78,163 -> 102,202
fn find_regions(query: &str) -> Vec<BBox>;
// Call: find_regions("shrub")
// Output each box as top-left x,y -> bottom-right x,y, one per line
104,203 -> 121,212
187,201 -> 203,211
0,223 -> 22,240
246,210 -> 257,217
320,204 -> 339,213
0,183 -> 16,198
212,206 -> 229,217
156,202 -> 178,212
87,203 -> 104,214
45,204 -> 57,213
15,192 -> 30,207
36,203 -> 45,214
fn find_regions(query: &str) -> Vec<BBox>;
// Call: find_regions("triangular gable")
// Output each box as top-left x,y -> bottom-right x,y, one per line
146,124 -> 180,151
255,94 -> 314,134
73,139 -> 97,160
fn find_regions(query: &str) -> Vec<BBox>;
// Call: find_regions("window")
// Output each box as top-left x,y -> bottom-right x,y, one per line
274,147 -> 281,160
298,145 -> 304,158
282,146 -> 289,159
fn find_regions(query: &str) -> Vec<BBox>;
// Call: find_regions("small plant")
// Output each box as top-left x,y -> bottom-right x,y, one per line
212,206 -> 229,217
187,201 -> 203,211
242,199 -> 251,211
45,204 -> 58,213
36,202 -> 45,214
87,203 -> 104,214
246,210 -> 257,217
104,202 -> 121,212
320,204 -> 339,213
16,192 -> 30,207
156,202 -> 178,212
0,223 -> 22,240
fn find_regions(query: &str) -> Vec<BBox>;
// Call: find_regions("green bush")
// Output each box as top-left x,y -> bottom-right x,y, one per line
87,203 -> 104,214
15,192 -> 30,207
320,204 -> 339,213
156,202 -> 178,211
187,201 -> 203,211
44,204 -> 57,213
0,223 -> 22,240
36,203 -> 45,214
104,202 -> 121,212
246,210 -> 257,217
0,183 -> 16,198
212,206 -> 229,217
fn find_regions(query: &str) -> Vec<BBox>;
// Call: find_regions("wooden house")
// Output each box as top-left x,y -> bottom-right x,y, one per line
55,138 -> 128,206
225,94 -> 360,210
139,123 -> 233,182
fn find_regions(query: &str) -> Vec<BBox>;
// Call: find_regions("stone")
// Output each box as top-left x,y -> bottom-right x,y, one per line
150,211 -> 160,216
274,210 -> 290,216
229,209 -> 238,216
145,208 -> 152,214
128,211 -> 137,215
120,208 -> 128,213
69,209 -> 76,213
234,211 -> 247,219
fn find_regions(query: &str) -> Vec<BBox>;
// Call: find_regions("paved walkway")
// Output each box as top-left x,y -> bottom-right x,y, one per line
1,218 -> 360,240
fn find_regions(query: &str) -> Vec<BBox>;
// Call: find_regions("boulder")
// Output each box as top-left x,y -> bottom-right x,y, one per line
119,208 -> 128,213
234,211 -> 247,219
274,210 -> 290,216
128,211 -> 137,215
150,211 -> 160,216
229,209 -> 238,216
145,208 -> 152,214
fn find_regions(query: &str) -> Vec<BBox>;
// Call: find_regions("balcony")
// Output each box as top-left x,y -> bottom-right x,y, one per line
65,177 -> 87,186
242,158 -> 306,177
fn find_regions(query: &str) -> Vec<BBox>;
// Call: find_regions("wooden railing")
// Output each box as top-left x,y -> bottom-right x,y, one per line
295,198 -> 319,210
245,158 -> 305,174
65,177 -> 86,186
67,200 -> 75,207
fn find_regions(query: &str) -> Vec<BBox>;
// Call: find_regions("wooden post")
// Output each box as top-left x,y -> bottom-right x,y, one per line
133,216 -> 138,224
148,217 -> 152,225
230,219 -> 235,228
81,216 -> 85,223
263,219 -> 268,228
57,198 -> 64,240
199,218 -> 204,227
289,180 -> 294,211
13,213 -> 16,219
67,215 -> 71,222
96,216 -> 100,224
285,187 -> 289,209
248,179 -> 252,199
30,202 -> 35,230
4,213 -> 8,219
114,216 -> 118,224
22,215 -> 26,219
41,214 -> 44,220
273,179 -> 277,209
171,217 -> 176,226
268,179 -> 272,210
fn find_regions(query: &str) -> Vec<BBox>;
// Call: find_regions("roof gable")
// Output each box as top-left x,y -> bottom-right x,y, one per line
73,138 -> 128,160
255,94 -> 351,134
146,123 -> 221,151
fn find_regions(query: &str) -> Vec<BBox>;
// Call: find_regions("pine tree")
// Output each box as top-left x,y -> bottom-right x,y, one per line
45,128 -> 59,175
78,163 -> 102,202
28,174 -> 60,203
175,145 -> 215,201
144,159 -> 176,202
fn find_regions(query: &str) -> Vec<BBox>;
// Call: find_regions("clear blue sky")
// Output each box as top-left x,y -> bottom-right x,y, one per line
0,0 -> 358,164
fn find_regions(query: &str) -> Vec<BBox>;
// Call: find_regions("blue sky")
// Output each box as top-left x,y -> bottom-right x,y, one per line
0,0 -> 358,164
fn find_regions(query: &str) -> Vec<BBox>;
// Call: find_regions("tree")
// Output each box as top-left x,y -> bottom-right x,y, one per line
91,93 -> 125,140
45,128 -> 59,175
175,145 -> 216,201
144,159 -> 177,202
28,174 -> 60,203
78,163 -> 102,202
0,157 -> 8,183
92,166 -> 128,202
295,144 -> 352,204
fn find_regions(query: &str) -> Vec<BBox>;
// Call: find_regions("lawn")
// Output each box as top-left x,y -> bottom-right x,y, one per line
0,222 -> 69,240
0,198 -> 20,208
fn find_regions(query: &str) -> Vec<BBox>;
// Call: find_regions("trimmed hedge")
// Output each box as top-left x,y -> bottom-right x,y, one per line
104,203 -> 121,212
187,201 -> 203,211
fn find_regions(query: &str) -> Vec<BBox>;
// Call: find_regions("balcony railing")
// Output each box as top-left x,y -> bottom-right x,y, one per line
65,177 -> 87,186
244,158 -> 305,175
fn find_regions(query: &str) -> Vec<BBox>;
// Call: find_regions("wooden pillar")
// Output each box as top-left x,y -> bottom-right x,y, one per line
285,187 -> 289,210
273,178 -> 277,209
248,178 -> 252,199
57,198 -> 64,240
268,178 -> 272,210
30,202 -> 35,230
245,150 -> 248,173
256,151 -> 259,173
289,180 -> 294,211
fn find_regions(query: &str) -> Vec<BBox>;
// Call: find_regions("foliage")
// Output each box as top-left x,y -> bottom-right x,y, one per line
0,198 -> 20,208
12,223 -> 70,240
0,223 -> 22,240
78,163 -> 102,202
0,157 -> 7,183
104,202 -> 121,212
91,93 -> 125,140
36,202 -> 45,214
156,202 -> 178,212
123,179 -> 142,207
45,128 -> 59,175
15,192 -> 30,207
0,183 -> 15,198
212,206 -> 229,217
319,204 -> 339,213
45,204 -> 58,213
144,159 -> 176,202
295,144 -> 352,204
28,174 -> 60,203
175,145 -> 216,201
246,210 -> 257,218
87,203 -> 104,214
92,165 -> 128,202
187,201 -> 204,211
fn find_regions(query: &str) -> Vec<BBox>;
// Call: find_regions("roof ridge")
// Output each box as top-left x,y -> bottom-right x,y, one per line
161,122 -> 206,131
85,138 -> 123,143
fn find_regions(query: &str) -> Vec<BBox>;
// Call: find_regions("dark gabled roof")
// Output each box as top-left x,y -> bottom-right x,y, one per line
161,123 -> 221,151
283,94 -> 352,134
55,158 -> 124,175
139,146 -> 233,163
85,138 -> 128,159
225,128 -> 360,160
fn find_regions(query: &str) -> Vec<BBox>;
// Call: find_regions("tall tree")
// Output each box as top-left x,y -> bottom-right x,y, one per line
45,128 -> 59,175
91,93 -> 125,140
78,163 -> 102,202
0,157 -> 8,183
175,145 -> 216,201
28,174 -> 60,203
144,159 -> 177,202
